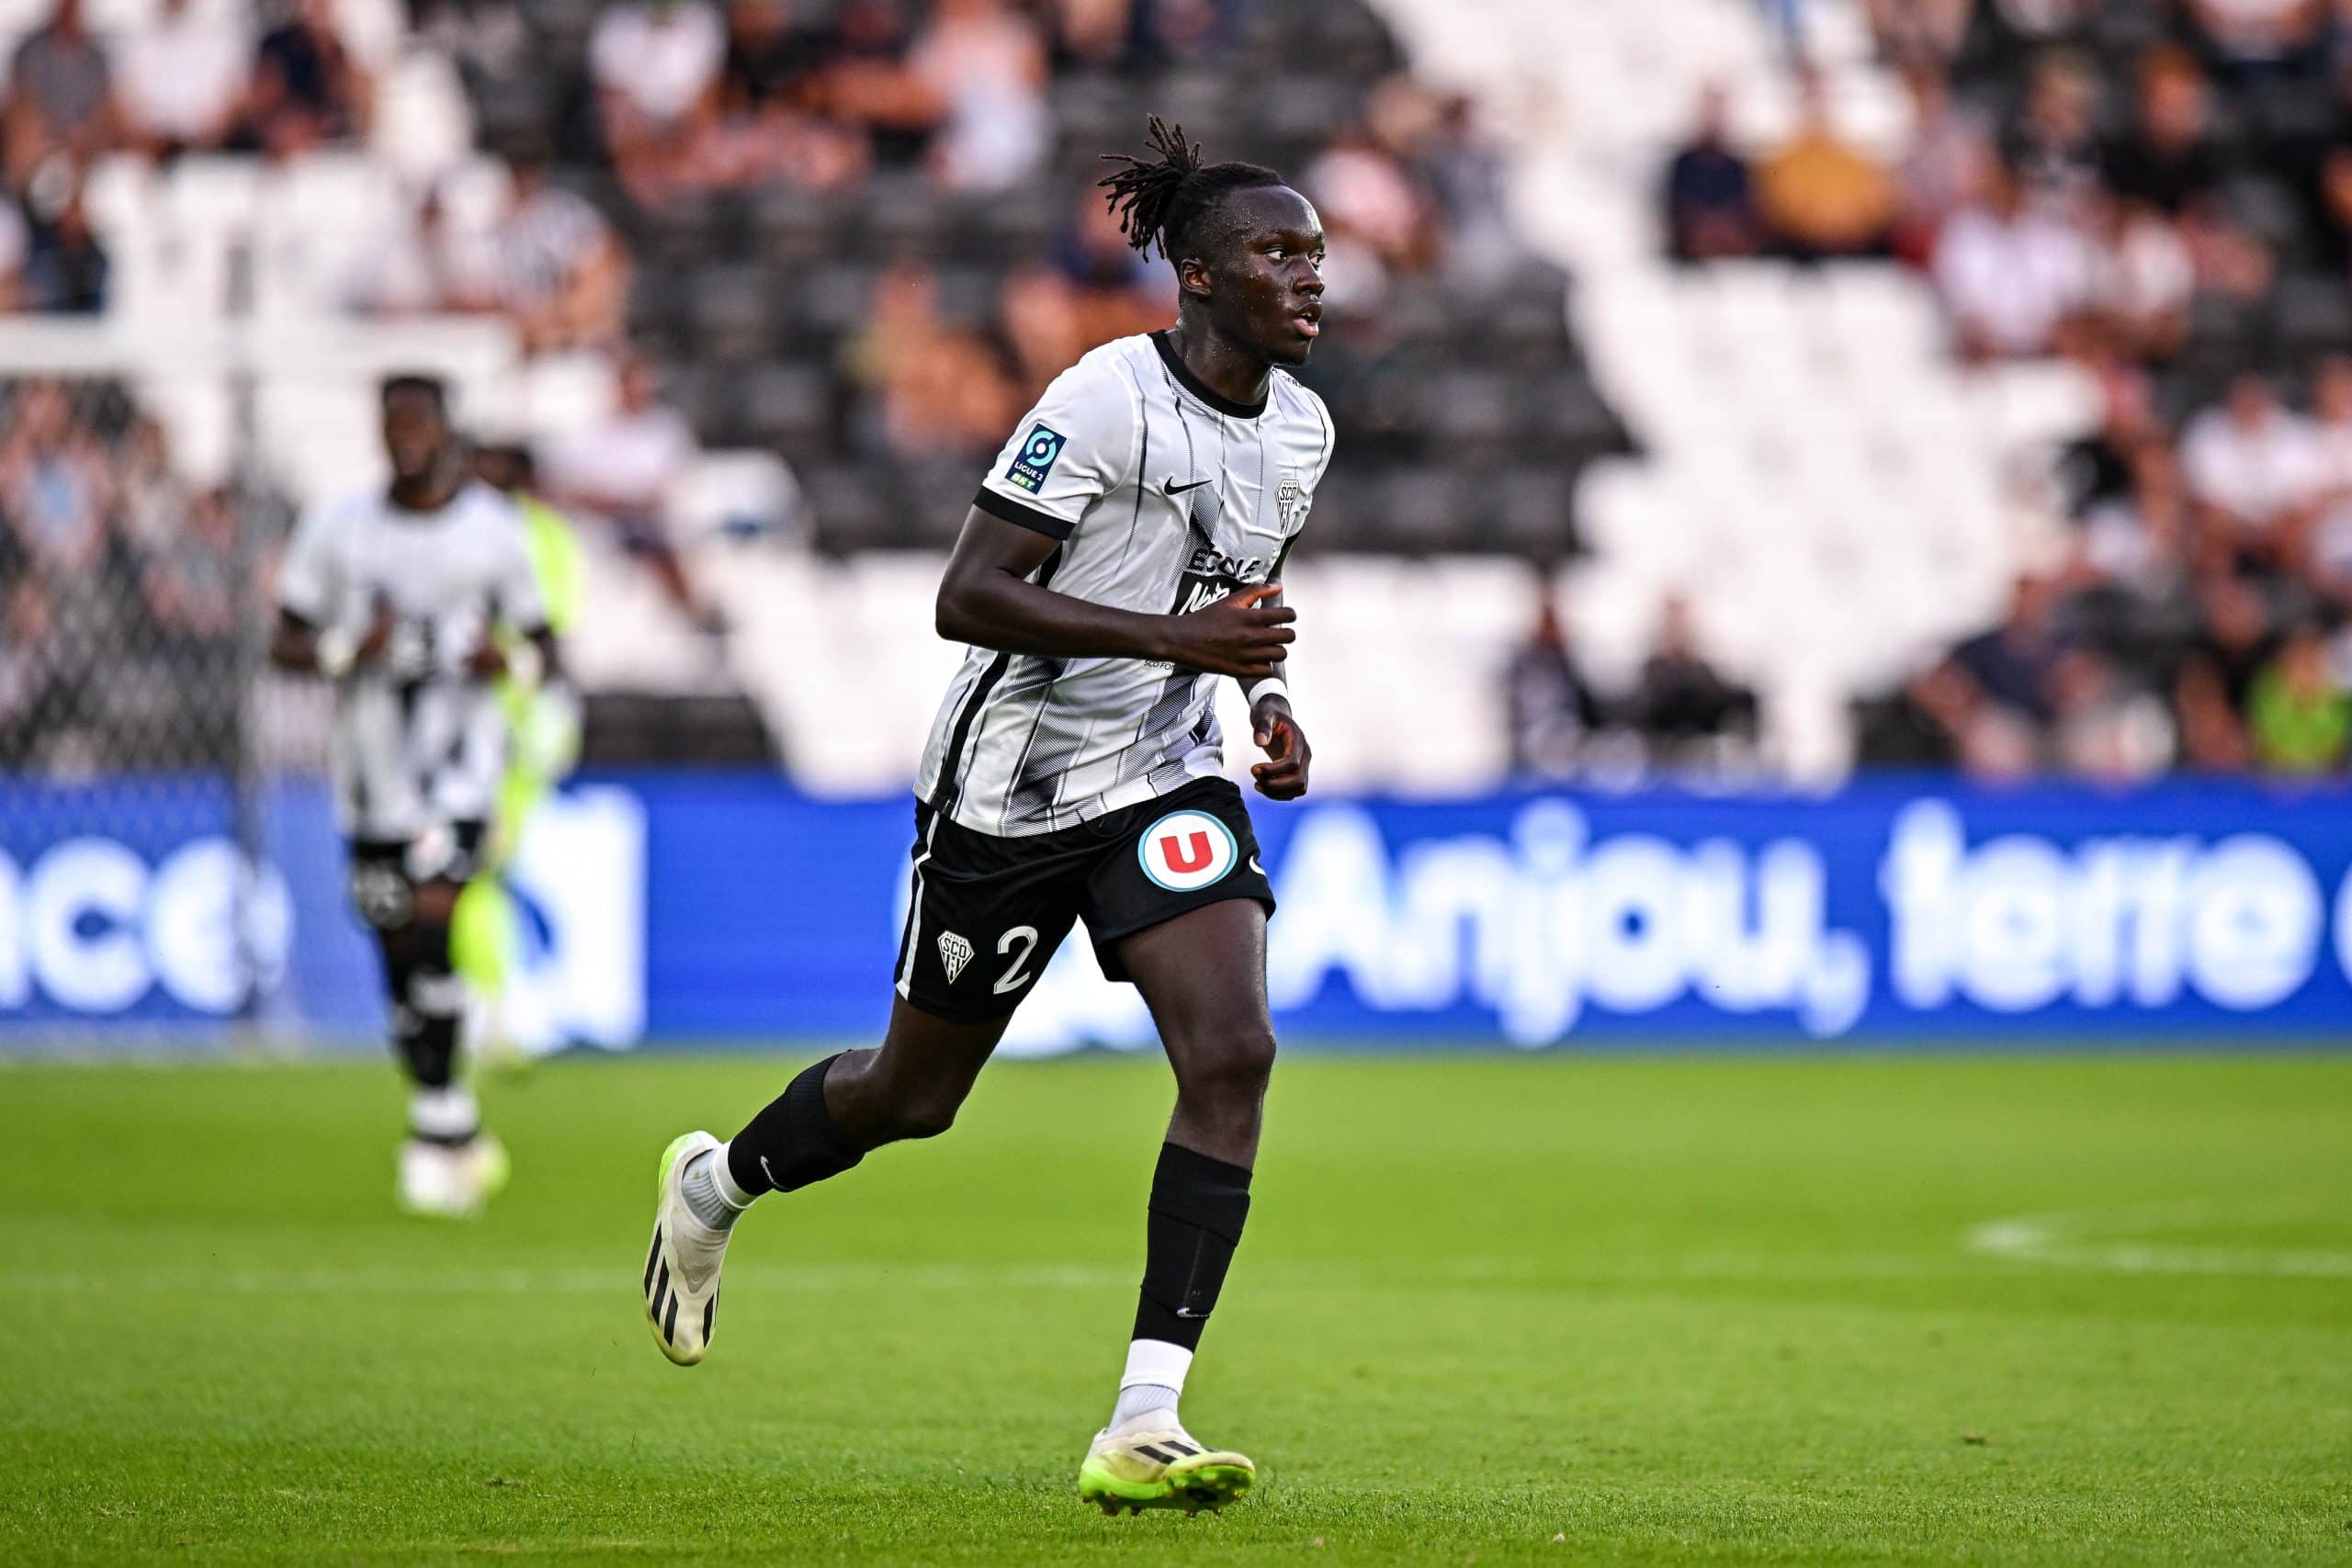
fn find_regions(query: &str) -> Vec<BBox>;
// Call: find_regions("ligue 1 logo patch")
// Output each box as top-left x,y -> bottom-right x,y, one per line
1138,810 -> 1238,892
1004,423 -> 1067,494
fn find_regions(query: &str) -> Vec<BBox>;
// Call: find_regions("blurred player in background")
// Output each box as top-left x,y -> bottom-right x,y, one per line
639,118 -> 1333,1517
270,378 -> 566,1217
452,442 -> 586,1067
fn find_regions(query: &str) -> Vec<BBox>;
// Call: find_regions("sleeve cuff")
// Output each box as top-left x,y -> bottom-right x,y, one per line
973,487 -> 1075,540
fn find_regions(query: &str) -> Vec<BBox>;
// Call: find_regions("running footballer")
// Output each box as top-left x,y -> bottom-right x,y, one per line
272,377 -> 564,1217
640,119 -> 1331,1515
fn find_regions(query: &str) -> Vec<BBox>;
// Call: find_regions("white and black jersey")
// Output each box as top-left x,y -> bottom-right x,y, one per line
278,481 -> 546,844
917,331 -> 1335,837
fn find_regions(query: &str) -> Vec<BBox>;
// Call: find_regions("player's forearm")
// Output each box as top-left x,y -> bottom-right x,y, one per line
935,572 -> 1174,663
268,619 -> 320,671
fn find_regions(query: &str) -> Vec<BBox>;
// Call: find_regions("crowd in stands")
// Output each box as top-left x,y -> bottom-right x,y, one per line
0,0 -> 383,311
418,0 -> 1610,553
0,378 -> 246,771
1656,0 -> 2352,780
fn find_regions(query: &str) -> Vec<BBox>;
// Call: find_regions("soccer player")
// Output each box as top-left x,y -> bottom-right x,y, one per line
451,444 -> 586,1066
640,118 -> 1330,1515
271,377 -> 565,1217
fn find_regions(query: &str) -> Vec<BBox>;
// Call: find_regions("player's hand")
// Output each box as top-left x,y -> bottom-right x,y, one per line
1161,583 -> 1295,677
1250,695 -> 1311,800
352,602 -> 400,667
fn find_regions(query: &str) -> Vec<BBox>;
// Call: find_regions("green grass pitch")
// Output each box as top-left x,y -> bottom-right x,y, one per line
3,1051 -> 2349,1564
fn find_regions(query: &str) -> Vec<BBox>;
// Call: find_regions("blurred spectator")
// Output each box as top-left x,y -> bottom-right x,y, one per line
1892,62 -> 1993,262
594,2 -> 727,133
2310,355 -> 2352,499
237,0 -> 374,152
698,1 -> 869,193
1951,573 -> 2067,727
546,354 -> 717,633
1663,85 -> 1761,262
490,160 -> 630,353
5,0 -> 121,187
1,382 -> 112,576
117,0 -> 250,157
1409,90 -> 1519,284
1862,0 -> 1972,68
847,262 -> 1022,459
345,184 -> 500,318
0,197 -> 28,313
807,0 -> 944,168
2102,48 -> 2221,215
2188,0 -> 2324,75
115,414 -> 193,558
1307,121 -> 1434,278
2048,644 -> 2175,780
2177,192 -> 2276,309
2085,197 -> 2193,359
1004,191 -> 1169,389
910,0 -> 1048,193
2079,438 -> 2194,594
139,486 -> 244,651
2175,574 -> 2278,769
2181,374 -> 2323,551
19,166 -> 108,314
1503,596 -> 1606,776
2245,622 -> 2349,773
1755,71 -> 1897,259
1931,160 -> 2091,359
1629,594 -> 1758,761
2056,361 -> 2163,521
2001,50 -> 2104,215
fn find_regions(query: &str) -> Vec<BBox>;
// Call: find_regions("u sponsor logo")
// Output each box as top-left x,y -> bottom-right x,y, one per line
1138,810 -> 1238,892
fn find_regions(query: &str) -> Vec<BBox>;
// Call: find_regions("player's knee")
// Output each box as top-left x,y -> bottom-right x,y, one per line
888,1091 -> 961,1141
1176,1021 -> 1278,1107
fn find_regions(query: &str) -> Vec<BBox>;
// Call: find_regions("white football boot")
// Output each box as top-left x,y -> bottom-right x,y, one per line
1078,1410 -> 1255,1515
395,1134 -> 509,1218
642,1131 -> 732,1365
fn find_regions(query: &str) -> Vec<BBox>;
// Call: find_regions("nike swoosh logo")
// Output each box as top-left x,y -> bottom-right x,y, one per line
1162,478 -> 1213,496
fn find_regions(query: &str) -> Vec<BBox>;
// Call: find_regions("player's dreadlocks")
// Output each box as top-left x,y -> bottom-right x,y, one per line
1099,116 -> 1284,265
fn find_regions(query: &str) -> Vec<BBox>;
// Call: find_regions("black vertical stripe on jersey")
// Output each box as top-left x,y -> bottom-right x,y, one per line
931,547 -> 1062,813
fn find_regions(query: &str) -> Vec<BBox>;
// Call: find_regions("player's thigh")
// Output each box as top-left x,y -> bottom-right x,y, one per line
1114,898 -> 1276,1070
894,807 -> 1084,1024
1080,777 -> 1275,993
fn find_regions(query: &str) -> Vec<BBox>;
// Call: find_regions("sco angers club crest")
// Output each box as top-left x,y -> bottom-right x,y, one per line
1138,810 -> 1238,892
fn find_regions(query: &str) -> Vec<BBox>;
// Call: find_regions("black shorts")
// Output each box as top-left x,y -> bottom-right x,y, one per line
345,820 -> 488,931
895,776 -> 1275,1023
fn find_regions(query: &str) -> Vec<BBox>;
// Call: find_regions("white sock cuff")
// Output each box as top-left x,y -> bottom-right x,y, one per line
409,1085 -> 479,1140
709,1142 -> 755,1210
1120,1338 -> 1193,1393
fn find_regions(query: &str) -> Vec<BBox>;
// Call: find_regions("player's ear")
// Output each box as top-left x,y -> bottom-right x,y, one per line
1176,253 -> 1215,303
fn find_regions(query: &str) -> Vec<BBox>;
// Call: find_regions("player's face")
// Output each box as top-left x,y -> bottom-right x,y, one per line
1204,186 -> 1326,368
381,390 -> 450,484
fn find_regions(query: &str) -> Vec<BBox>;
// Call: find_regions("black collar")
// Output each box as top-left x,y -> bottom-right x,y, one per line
1152,330 -> 1268,419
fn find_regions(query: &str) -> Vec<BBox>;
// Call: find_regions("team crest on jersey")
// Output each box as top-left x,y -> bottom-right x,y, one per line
937,931 -> 974,984
1276,468 -> 1310,528
1004,424 -> 1067,493
1138,810 -> 1238,892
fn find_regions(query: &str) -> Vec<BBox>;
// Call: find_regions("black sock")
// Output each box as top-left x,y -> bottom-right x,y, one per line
1134,1142 -> 1252,1351
381,925 -> 473,1144
727,1053 -> 864,1198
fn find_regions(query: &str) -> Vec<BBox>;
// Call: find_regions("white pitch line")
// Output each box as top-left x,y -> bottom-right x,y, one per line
1966,1202 -> 2352,1279
0,1251 -> 1978,1298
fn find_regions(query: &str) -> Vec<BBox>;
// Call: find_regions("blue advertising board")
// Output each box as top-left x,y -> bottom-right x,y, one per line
2,772 -> 2348,1050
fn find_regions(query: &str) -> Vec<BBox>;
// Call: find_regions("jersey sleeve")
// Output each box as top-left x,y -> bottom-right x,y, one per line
276,497 -> 342,623
971,356 -> 1136,541
490,496 -> 550,633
